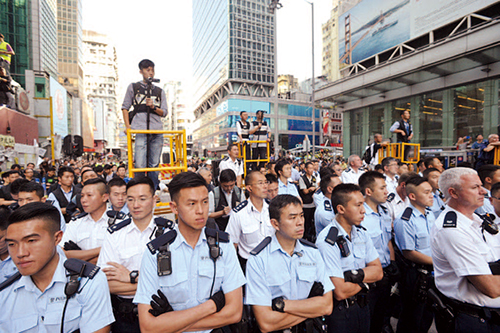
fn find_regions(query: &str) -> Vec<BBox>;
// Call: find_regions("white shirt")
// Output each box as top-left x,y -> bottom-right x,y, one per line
219,157 -> 244,177
60,210 -> 111,250
208,189 -> 238,216
384,174 -> 399,195
226,199 -> 275,259
384,192 -> 409,222
431,206 -> 500,307
97,216 -> 156,298
340,167 -> 364,185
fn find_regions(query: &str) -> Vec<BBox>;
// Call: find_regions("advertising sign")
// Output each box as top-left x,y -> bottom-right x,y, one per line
339,0 -> 495,65
49,77 -> 68,136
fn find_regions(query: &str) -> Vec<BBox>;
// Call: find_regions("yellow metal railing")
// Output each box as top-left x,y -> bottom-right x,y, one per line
237,140 -> 270,177
494,146 -> 500,165
378,143 -> 420,164
126,129 -> 188,215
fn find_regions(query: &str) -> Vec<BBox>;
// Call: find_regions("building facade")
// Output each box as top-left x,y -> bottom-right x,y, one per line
83,30 -> 119,149
30,0 -> 58,79
57,0 -> 83,97
316,2 -> 500,157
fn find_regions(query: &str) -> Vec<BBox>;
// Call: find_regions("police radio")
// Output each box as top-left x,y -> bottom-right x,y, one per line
337,236 -> 350,258
157,244 -> 172,276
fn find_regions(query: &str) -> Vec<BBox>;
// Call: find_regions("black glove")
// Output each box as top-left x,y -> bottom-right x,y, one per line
489,260 -> 500,275
384,260 -> 401,281
63,240 -> 81,251
344,269 -> 365,283
308,281 -> 324,298
149,289 -> 173,317
210,289 -> 225,312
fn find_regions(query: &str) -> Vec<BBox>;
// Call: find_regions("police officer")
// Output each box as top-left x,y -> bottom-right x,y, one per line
359,171 -> 399,333
61,178 -> 115,263
0,202 -> 114,332
476,164 -> 500,215
423,168 -> 445,218
384,172 -> 414,222
98,177 -> 170,332
431,168 -> 500,332
276,159 -> 300,198
0,207 -> 15,283
245,194 -> 334,333
393,175 -> 435,333
381,157 -> 399,194
316,184 -> 383,333
107,177 -> 129,215
340,155 -> 365,185
133,172 -> 246,332
18,181 -> 66,232
314,174 -> 341,237
226,171 -> 274,271
219,143 -> 244,187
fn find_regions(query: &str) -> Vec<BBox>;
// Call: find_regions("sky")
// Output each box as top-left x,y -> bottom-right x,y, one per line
82,0 -> 333,103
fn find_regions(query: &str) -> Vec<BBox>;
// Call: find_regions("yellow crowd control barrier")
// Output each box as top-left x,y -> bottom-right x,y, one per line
494,146 -> 500,165
378,143 -> 420,164
126,129 -> 188,215
237,140 -> 270,177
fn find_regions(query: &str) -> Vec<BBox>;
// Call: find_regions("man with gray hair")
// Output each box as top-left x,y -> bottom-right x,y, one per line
197,167 -> 214,192
382,157 -> 400,194
340,154 -> 365,185
430,167 -> 500,332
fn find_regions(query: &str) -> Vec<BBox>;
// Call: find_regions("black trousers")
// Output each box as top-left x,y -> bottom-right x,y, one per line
253,146 -> 267,168
453,311 -> 500,333
242,141 -> 252,172
303,207 -> 316,242
368,277 -> 392,333
396,266 -> 434,333
326,301 -> 370,333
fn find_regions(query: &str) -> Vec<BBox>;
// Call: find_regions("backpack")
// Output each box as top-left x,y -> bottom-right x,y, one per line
363,145 -> 372,165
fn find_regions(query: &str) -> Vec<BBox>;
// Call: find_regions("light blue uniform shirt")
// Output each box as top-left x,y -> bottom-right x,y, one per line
46,198 -> 66,232
313,189 -> 325,208
362,203 -> 392,268
476,188 -> 495,215
120,203 -> 130,215
316,220 -> 380,279
394,203 -> 435,257
430,190 -> 445,219
134,225 -> 246,333
0,251 -> 114,333
245,234 -> 334,306
278,178 -> 300,198
315,197 -> 335,237
0,256 -> 18,283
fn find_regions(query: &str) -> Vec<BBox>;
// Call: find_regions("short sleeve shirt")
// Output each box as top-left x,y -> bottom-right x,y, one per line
60,211 -> 111,250
245,234 -> 334,306
340,168 -> 364,185
362,203 -> 392,268
278,178 -> 300,198
394,204 -> 435,257
314,198 -> 335,237
219,157 -> 244,177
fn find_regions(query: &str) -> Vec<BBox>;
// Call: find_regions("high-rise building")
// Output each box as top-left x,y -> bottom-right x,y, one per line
278,74 -> 298,95
0,0 -> 31,85
83,30 -> 119,149
164,81 -> 193,138
321,0 -> 340,82
31,0 -> 58,79
57,0 -> 83,97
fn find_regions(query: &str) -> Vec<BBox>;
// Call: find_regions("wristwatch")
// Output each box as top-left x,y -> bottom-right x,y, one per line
272,296 -> 286,313
130,270 -> 139,284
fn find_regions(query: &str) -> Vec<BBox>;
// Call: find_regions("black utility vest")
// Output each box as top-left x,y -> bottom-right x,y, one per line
397,119 -> 412,143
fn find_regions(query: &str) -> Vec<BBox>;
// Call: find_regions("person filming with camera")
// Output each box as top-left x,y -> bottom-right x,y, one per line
121,59 -> 167,191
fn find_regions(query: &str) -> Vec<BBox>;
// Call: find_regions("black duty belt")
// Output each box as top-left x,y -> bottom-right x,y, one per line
111,294 -> 138,317
448,298 -> 500,324
334,291 -> 369,309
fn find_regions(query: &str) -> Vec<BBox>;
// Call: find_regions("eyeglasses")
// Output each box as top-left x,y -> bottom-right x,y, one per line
248,181 -> 270,186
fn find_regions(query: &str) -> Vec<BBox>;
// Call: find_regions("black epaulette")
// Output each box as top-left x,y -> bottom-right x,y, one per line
107,218 -> 132,234
438,190 -> 445,200
387,193 -> 395,203
64,258 -> 100,279
71,212 -> 88,221
355,225 -> 367,231
380,205 -> 388,213
325,226 -> 339,246
154,217 -> 174,230
233,200 -> 248,213
443,211 -> 457,228
345,168 -> 351,173
147,230 -> 177,254
46,199 -> 55,205
401,207 -> 413,221
221,156 -> 229,161
299,238 -> 317,249
324,200 -> 333,212
250,236 -> 272,255
315,188 -> 323,195
264,198 -> 270,204
205,227 -> 230,243
0,272 -> 21,292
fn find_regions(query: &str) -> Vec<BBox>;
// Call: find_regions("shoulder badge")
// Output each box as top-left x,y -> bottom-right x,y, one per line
71,212 -> 88,221
0,272 -> 21,292
387,193 -> 395,203
345,168 -> 351,173
438,190 -> 445,200
443,211 -> 457,228
64,258 -> 100,279
222,156 -> 229,161
46,199 -> 55,205
355,225 -> 367,231
250,236 -> 272,255
107,218 -> 132,234
401,207 -> 413,221
233,200 -> 248,213
299,238 -> 317,249
264,198 -> 270,204
154,217 -> 174,230
205,228 -> 230,243
380,205 -> 388,213
325,226 -> 339,246
324,200 -> 332,212
147,229 -> 177,255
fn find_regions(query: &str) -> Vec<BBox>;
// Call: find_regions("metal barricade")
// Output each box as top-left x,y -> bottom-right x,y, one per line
126,129 -> 188,215
495,146 -> 500,166
378,143 -> 420,164
238,140 -> 270,177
